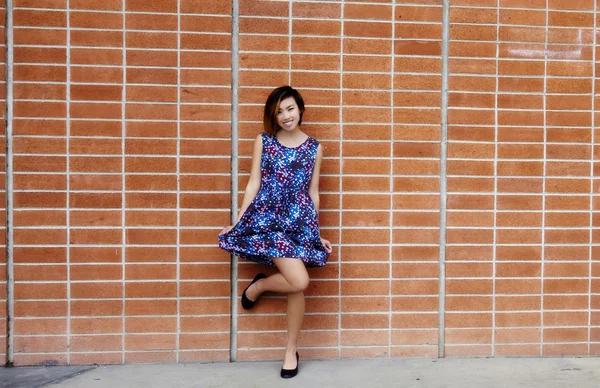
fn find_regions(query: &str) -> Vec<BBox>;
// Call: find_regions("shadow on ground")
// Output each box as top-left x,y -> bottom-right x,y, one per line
0,365 -> 95,388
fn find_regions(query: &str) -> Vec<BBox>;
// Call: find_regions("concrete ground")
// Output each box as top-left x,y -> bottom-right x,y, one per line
1,357 -> 598,388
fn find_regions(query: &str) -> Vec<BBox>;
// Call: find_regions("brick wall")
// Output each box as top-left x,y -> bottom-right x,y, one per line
3,0 -> 600,366
446,0 -> 598,357
9,0 -> 231,365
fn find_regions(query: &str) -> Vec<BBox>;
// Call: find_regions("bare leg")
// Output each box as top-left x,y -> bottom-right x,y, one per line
245,257 -> 309,369
283,291 -> 304,369
273,258 -> 308,369
245,259 -> 309,300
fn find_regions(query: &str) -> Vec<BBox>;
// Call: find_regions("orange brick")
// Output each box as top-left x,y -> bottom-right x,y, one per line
71,300 -> 122,316
127,0 -> 177,13
70,11 -> 122,29
125,282 -> 177,298
14,318 -> 66,335
126,13 -> 178,31
71,282 -> 122,299
14,264 -> 66,281
15,336 -> 67,353
71,0 -> 121,10
15,301 -> 67,317
71,335 -> 122,352
14,283 -> 66,300
342,314 -> 388,329
71,265 -> 122,281
123,299 -> 176,316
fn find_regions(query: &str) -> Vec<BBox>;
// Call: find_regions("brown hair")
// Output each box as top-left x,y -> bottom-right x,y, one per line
263,86 -> 305,135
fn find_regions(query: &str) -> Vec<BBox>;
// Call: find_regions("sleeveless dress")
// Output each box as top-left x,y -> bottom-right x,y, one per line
218,132 -> 329,267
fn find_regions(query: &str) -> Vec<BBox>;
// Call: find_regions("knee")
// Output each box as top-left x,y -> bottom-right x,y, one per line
290,275 -> 309,293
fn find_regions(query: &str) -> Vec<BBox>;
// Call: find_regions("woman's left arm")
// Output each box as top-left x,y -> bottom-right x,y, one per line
308,144 -> 323,211
309,144 -> 332,253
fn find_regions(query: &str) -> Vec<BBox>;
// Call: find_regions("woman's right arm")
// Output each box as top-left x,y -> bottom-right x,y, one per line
220,134 -> 263,235
235,134 -> 263,223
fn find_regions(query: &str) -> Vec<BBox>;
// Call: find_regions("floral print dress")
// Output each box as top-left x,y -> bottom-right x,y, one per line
218,132 -> 329,267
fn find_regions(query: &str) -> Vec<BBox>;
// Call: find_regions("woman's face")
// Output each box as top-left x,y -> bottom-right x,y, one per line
276,96 -> 301,132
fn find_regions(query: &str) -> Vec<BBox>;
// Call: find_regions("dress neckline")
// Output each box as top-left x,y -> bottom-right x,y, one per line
273,134 -> 310,149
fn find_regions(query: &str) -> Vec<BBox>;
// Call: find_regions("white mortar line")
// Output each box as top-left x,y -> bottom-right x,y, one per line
120,1 -> 127,364
5,0 -> 14,366
492,0 -> 500,357
438,0 -> 450,359
338,0 -> 345,360
65,0 -> 71,365
288,0 -> 292,86
588,0 -> 597,357
388,0 -> 395,359
229,0 -> 240,363
176,0 -> 181,363
540,0 -> 549,357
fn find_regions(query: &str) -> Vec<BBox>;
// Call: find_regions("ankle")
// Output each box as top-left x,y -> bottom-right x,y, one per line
253,278 -> 264,295
285,346 -> 297,354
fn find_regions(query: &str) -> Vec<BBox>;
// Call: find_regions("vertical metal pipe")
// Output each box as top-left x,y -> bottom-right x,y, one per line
438,0 -> 451,359
229,0 -> 240,362
4,0 -> 14,366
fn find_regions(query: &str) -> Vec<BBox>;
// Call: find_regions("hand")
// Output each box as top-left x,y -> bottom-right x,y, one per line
320,237 -> 332,253
220,225 -> 233,235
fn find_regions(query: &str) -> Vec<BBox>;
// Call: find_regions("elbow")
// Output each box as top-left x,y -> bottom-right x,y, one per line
309,191 -> 320,209
245,180 -> 261,194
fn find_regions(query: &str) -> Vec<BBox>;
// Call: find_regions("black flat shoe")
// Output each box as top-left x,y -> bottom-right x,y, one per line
241,273 -> 266,310
280,352 -> 299,379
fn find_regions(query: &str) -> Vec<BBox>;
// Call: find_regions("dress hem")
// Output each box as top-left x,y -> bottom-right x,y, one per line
239,254 -> 327,268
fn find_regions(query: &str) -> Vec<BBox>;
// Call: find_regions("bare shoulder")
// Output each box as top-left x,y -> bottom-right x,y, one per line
253,133 -> 263,149
316,143 -> 323,156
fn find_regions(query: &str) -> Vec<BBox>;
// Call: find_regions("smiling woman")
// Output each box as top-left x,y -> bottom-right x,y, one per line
276,97 -> 302,134
218,86 -> 331,379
